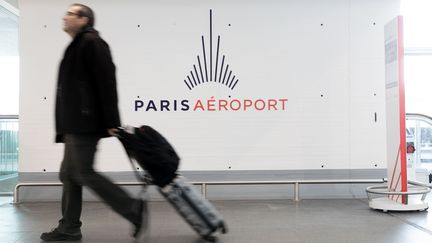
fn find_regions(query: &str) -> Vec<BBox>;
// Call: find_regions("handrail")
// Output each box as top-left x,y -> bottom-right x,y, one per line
406,113 -> 432,126
366,185 -> 431,195
13,178 -> 386,204
10,113 -> 432,204
0,115 -> 18,119
366,184 -> 431,202
408,180 -> 432,188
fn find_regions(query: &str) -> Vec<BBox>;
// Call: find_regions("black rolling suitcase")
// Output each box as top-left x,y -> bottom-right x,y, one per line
117,125 -> 227,241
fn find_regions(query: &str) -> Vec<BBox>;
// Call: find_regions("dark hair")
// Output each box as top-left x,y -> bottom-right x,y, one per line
71,3 -> 95,27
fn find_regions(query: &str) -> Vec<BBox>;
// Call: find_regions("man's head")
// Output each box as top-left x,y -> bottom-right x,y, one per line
63,3 -> 94,37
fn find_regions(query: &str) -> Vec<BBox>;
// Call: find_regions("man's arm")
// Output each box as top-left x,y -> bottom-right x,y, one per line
84,36 -> 121,130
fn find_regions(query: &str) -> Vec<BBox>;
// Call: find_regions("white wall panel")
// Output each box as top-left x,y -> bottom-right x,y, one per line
19,0 -> 400,172
349,0 -> 400,169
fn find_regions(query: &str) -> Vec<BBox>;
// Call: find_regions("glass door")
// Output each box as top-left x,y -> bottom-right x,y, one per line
0,3 -> 19,195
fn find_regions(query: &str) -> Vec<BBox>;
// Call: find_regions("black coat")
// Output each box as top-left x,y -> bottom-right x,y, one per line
55,27 -> 120,142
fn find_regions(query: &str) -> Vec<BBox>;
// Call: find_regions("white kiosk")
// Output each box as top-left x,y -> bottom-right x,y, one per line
367,16 -> 430,211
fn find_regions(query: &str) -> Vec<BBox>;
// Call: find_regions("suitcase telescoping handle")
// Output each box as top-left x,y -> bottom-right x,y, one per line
112,126 -> 133,137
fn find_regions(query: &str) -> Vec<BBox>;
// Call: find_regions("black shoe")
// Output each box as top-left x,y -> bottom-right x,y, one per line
40,228 -> 82,241
133,199 -> 149,239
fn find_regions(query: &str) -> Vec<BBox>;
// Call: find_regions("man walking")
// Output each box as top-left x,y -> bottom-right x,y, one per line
41,3 -> 146,241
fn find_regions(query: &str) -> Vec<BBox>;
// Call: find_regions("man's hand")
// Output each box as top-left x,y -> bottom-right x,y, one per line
108,128 -> 119,136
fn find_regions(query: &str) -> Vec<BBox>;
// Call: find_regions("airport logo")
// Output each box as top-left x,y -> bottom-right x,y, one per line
134,10 -> 288,112
183,10 -> 239,91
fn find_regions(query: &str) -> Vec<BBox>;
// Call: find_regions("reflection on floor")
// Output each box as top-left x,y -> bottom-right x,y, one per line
1,197 -> 432,243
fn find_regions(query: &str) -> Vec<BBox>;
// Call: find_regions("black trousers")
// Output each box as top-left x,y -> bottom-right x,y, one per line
57,134 -> 140,233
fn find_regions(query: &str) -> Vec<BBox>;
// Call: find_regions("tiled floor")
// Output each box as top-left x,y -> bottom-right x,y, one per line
1,196 -> 432,243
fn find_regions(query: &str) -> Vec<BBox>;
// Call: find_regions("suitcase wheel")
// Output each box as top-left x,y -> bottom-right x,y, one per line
202,235 -> 217,242
219,222 -> 228,234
